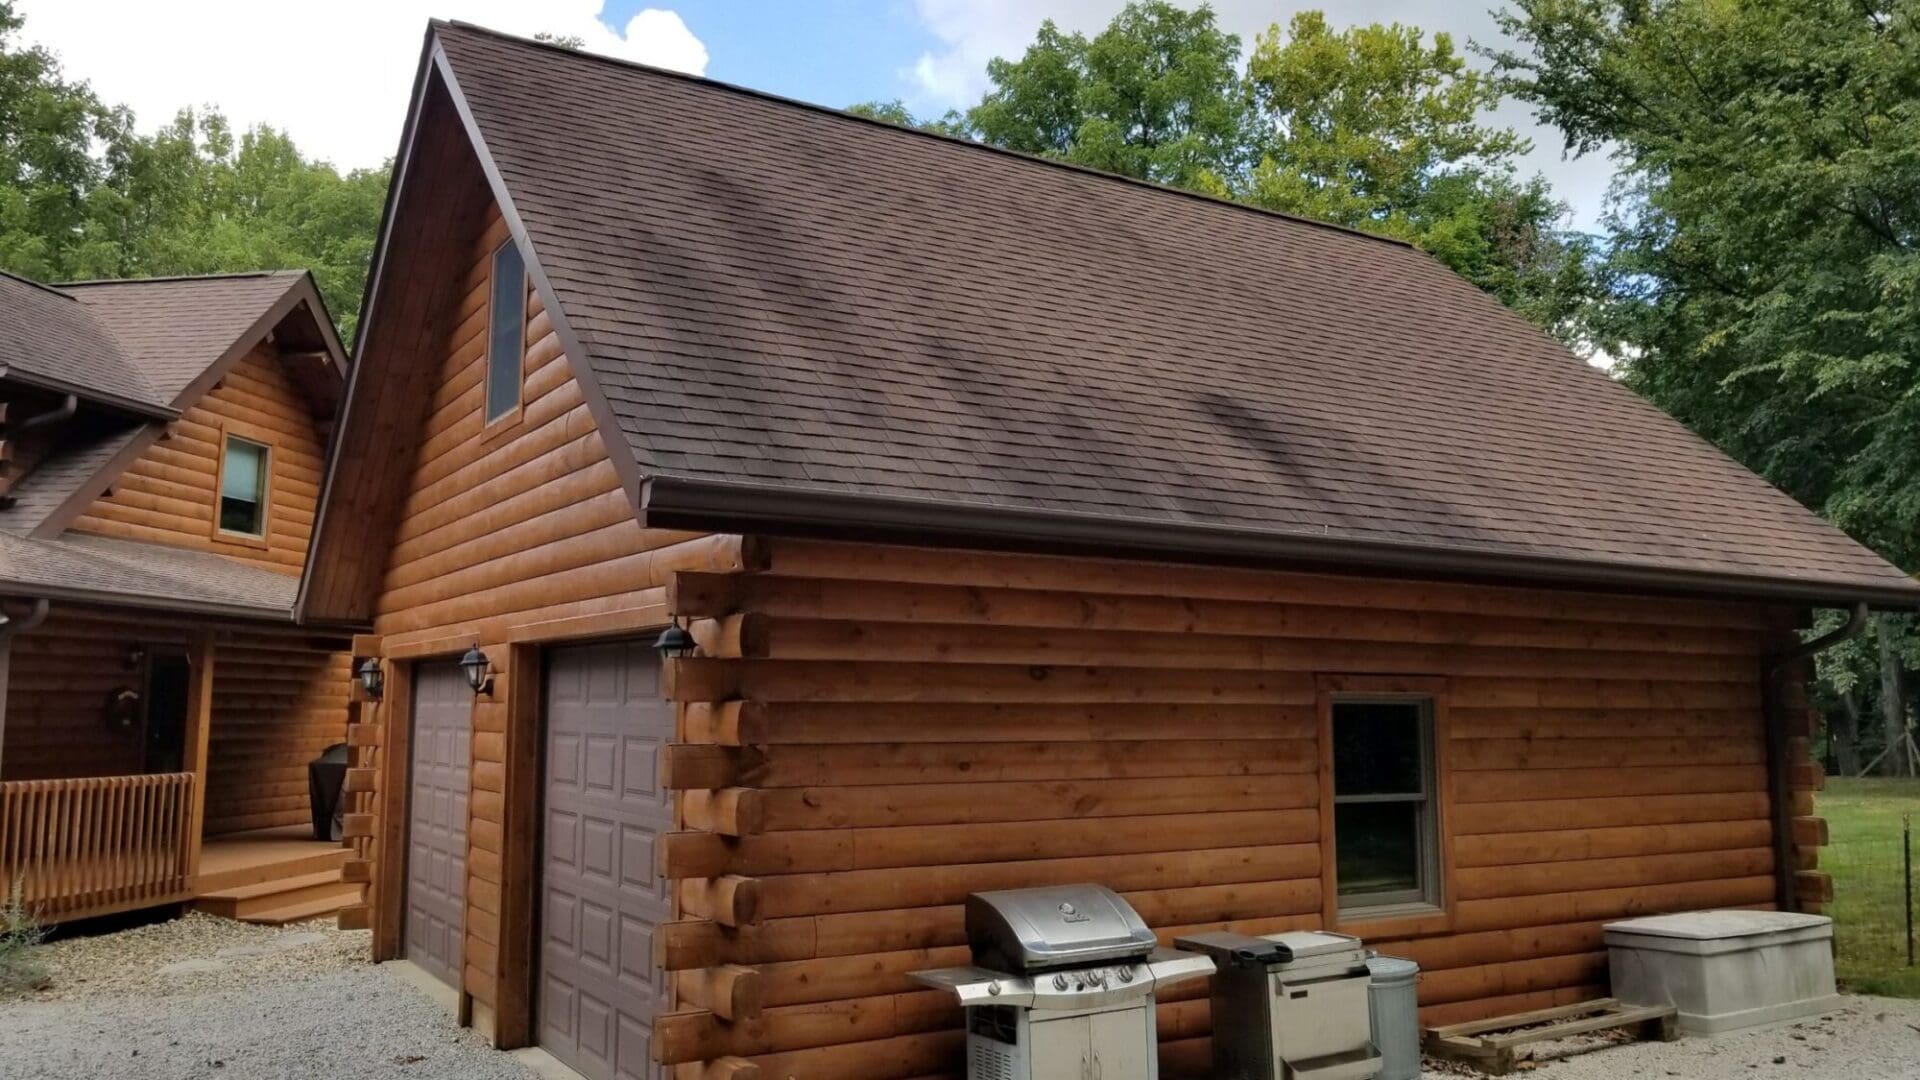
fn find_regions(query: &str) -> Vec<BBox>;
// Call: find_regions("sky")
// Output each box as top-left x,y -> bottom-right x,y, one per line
16,0 -> 1616,230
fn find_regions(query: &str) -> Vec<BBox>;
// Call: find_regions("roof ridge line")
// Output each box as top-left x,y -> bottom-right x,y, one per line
0,268 -> 80,301
53,269 -> 300,287
433,19 -> 1415,251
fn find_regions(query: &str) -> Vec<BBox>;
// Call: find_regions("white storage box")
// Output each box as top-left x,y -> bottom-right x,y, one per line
1604,910 -> 1840,1034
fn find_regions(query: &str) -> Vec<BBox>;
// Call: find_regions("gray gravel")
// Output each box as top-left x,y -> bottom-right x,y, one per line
0,914 -> 537,1080
1457,996 -> 1920,1079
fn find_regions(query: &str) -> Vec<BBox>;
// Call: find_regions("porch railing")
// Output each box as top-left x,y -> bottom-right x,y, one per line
0,773 -> 196,923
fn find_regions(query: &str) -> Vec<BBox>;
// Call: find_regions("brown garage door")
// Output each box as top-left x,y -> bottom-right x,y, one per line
540,639 -> 673,1080
405,661 -> 471,989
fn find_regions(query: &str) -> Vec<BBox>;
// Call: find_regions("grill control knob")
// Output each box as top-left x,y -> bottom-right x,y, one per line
1053,974 -> 1069,991
1117,966 -> 1134,983
987,981 -> 1001,996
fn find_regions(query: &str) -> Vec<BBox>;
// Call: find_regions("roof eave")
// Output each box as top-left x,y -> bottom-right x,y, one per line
0,367 -> 177,421
639,474 -> 1920,611
0,577 -> 294,624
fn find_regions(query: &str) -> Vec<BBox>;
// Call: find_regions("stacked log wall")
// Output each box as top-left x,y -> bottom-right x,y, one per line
354,199 -> 738,1032
70,341 -> 326,575
654,538 -> 1815,1079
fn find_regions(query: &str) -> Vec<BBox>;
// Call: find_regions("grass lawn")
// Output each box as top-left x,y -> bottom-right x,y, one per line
1818,776 -> 1920,996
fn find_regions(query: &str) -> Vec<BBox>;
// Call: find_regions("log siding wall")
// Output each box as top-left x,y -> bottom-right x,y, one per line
71,342 -> 326,575
351,199 -> 741,1038
653,538 -> 1826,1079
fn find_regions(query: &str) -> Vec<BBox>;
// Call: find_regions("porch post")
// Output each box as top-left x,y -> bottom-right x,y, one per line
180,629 -> 216,878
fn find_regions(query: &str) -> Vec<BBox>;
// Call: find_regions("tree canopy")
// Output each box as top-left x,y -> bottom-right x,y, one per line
1490,0 -> 1920,771
1490,0 -> 1920,568
0,0 -> 386,337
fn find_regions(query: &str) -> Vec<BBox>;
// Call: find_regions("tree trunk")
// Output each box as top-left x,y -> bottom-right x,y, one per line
1879,621 -> 1909,777
1834,688 -> 1862,778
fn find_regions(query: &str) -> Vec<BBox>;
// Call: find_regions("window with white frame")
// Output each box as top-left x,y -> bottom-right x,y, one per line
1331,696 -> 1440,913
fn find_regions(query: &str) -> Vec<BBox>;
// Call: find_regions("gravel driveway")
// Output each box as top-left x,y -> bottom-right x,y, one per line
9,914 -> 1920,1079
0,914 -> 537,1080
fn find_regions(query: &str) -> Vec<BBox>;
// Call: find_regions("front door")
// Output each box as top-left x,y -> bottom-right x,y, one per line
141,653 -> 190,774
405,661 -> 471,988
539,639 -> 672,1080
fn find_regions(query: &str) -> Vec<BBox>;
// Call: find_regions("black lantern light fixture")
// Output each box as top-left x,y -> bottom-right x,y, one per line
355,657 -> 385,701
653,618 -> 697,660
459,644 -> 494,695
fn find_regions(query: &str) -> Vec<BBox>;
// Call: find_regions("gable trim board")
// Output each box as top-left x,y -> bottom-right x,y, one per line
303,21 -> 1920,626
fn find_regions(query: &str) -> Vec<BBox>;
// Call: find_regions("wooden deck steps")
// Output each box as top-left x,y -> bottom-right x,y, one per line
191,826 -> 360,925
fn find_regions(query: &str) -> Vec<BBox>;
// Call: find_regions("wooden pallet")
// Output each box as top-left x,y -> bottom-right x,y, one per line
1423,997 -> 1678,1075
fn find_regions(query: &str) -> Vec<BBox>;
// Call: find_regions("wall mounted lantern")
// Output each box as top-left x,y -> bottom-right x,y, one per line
459,644 -> 494,695
653,618 -> 696,660
356,657 -> 385,701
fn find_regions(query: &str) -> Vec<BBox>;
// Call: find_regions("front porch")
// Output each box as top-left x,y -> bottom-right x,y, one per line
0,604 -> 356,927
0,785 -> 355,926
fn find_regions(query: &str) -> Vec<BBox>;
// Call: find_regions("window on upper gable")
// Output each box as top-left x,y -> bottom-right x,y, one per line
218,435 -> 269,538
485,239 -> 529,425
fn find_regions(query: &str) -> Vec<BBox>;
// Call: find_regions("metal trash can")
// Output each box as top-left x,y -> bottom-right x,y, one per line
1366,954 -> 1421,1080
307,743 -> 350,841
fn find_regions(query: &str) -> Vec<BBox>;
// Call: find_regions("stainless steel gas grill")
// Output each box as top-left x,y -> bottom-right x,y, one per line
911,884 -> 1215,1080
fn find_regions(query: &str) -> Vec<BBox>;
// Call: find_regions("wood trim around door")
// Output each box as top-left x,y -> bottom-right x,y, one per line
372,661 -> 415,962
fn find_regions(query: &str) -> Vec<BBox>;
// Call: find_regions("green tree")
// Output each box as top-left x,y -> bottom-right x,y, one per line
1490,0 -> 1920,771
0,0 -> 128,279
1243,12 -> 1594,325
0,0 -> 386,336
966,1 -> 1251,190
98,110 -> 387,337
1490,0 -> 1920,563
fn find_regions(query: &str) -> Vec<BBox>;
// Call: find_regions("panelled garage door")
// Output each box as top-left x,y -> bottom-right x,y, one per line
406,661 -> 471,989
540,639 -> 673,1080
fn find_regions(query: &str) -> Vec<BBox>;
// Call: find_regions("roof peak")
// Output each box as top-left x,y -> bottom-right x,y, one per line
432,19 -> 1412,251
0,268 -> 79,301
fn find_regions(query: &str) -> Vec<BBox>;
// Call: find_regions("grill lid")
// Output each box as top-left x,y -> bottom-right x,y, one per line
965,884 -> 1157,972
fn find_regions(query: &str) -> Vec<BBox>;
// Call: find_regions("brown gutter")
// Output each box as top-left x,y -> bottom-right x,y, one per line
0,366 -> 176,421
639,475 -> 1920,610
13,394 -> 77,433
1764,602 -> 1869,911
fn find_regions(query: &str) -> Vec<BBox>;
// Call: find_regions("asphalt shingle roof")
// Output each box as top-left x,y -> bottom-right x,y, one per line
0,271 -> 160,410
431,22 -> 1918,602
60,272 -> 306,406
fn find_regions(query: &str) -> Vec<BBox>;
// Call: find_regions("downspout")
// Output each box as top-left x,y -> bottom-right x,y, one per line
11,394 -> 78,433
0,598 -> 52,775
1764,602 -> 1868,911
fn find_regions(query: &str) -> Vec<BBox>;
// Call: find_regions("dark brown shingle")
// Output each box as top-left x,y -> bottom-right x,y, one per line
431,22 -> 1918,603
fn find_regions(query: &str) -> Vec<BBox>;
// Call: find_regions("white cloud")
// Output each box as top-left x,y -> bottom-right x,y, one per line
14,1 -> 708,172
902,0 -> 1613,231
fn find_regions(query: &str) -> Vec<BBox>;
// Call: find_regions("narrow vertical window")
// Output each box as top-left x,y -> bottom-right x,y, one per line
218,435 -> 269,538
485,239 -> 528,424
1331,696 -> 1439,912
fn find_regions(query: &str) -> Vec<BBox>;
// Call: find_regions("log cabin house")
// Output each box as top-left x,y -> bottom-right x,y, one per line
303,22 -> 1920,1080
0,268 -> 360,926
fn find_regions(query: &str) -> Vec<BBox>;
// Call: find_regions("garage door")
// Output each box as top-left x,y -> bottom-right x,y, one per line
405,661 -> 471,989
540,639 -> 672,1080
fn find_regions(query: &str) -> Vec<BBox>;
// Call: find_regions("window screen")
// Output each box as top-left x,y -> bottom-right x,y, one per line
219,436 -> 268,537
1331,697 -> 1438,911
485,239 -> 528,423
